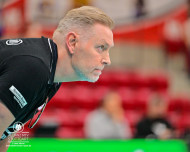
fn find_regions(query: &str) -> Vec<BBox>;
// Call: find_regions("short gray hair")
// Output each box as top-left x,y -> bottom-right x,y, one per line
53,6 -> 114,38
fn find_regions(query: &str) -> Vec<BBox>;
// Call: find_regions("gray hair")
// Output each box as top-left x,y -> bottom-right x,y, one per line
53,6 -> 114,39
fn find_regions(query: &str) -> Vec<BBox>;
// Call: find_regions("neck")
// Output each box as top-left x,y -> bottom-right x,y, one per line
53,40 -> 81,83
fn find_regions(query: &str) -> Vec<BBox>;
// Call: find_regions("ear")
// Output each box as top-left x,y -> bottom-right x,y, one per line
66,32 -> 78,54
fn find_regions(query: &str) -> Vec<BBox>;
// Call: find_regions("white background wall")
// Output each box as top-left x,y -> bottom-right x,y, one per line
24,0 -> 186,25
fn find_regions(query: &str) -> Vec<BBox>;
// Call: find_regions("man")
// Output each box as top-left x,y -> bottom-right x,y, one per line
135,94 -> 175,139
0,6 -> 114,151
85,91 -> 132,139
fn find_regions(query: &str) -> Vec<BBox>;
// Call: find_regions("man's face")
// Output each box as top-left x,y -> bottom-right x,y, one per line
71,23 -> 114,82
103,92 -> 123,114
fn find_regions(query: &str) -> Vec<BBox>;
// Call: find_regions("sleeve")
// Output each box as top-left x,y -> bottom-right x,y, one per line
114,120 -> 132,139
85,112 -> 111,139
134,119 -> 148,138
164,119 -> 174,130
0,55 -> 49,117
85,111 -> 126,139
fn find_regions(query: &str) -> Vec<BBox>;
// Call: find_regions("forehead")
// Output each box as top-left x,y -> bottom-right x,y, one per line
91,23 -> 114,47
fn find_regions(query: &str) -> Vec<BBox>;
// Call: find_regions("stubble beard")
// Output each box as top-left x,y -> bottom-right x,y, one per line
72,65 -> 99,82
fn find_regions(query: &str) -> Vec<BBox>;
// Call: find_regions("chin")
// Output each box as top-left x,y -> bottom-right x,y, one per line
86,75 -> 99,83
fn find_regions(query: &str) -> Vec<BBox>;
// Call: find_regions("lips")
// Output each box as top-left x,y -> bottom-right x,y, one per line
96,67 -> 104,71
95,69 -> 102,72
94,69 -> 102,75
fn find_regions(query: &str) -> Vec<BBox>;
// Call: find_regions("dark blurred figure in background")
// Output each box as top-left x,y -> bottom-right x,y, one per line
85,91 -> 132,139
135,0 -> 146,18
135,94 -> 175,139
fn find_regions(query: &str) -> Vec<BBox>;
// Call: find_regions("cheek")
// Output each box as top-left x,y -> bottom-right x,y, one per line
76,48 -> 101,69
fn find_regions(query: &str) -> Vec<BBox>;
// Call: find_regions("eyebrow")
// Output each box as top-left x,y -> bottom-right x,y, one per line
100,39 -> 114,48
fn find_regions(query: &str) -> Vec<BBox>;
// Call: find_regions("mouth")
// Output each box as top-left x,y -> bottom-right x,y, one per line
94,69 -> 102,75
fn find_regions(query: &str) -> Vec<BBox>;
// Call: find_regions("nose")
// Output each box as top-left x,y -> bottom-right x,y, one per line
102,52 -> 111,66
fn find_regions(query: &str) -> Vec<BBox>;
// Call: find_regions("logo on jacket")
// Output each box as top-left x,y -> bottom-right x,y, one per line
9,85 -> 27,108
6,39 -> 23,45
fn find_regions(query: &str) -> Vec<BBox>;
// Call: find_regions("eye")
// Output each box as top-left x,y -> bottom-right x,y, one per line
99,45 -> 105,50
97,45 -> 105,52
